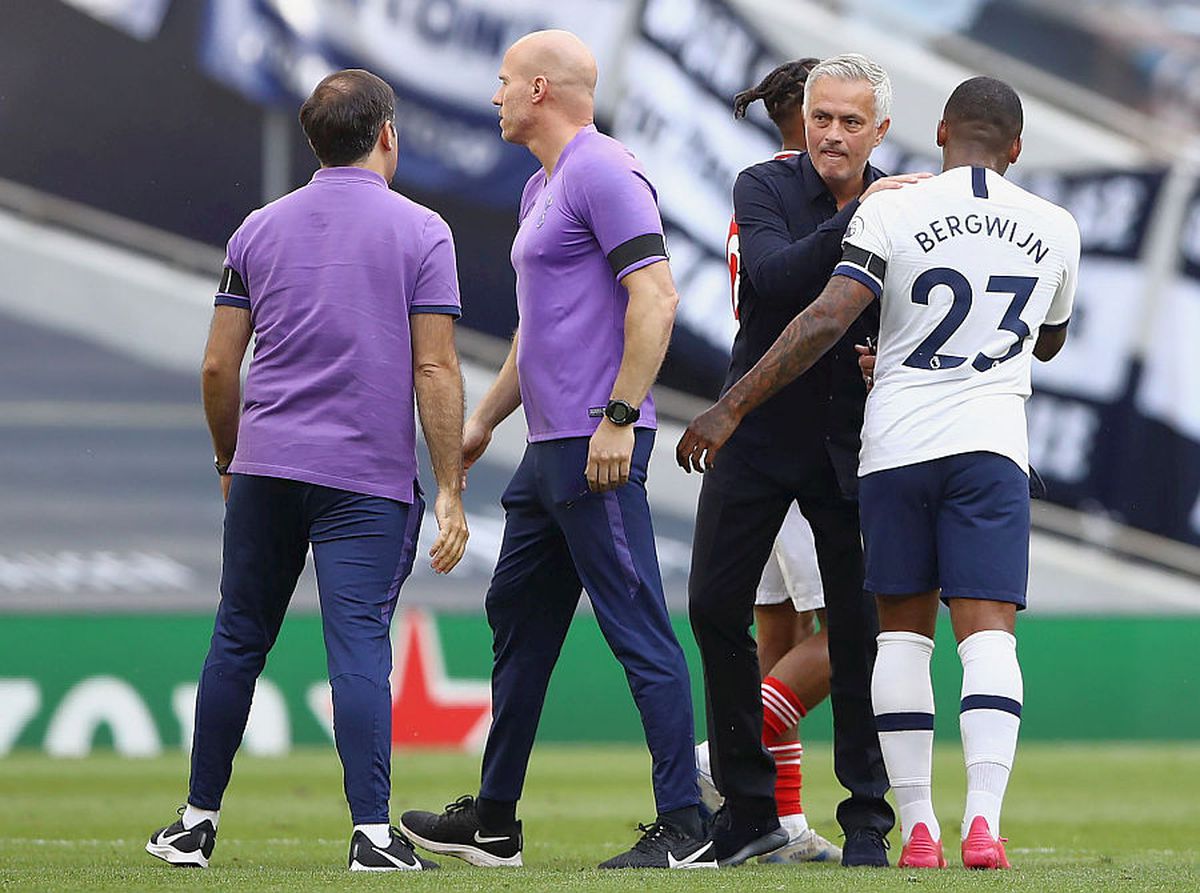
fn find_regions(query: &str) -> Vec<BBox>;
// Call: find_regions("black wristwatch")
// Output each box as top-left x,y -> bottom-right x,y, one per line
603,399 -> 640,427
214,456 -> 233,475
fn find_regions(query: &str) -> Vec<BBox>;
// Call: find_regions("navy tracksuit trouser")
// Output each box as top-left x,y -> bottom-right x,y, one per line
188,474 -> 422,824
478,430 -> 699,815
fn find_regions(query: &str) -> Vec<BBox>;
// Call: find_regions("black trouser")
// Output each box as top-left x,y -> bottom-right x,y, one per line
687,444 -> 894,836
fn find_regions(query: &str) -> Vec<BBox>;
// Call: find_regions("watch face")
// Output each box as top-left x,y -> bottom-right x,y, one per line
606,400 -> 637,425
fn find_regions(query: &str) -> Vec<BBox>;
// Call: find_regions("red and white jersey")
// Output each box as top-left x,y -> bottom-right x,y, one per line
728,149 -> 802,318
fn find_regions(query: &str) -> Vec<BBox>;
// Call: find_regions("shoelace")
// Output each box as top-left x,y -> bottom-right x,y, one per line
633,821 -> 669,852
444,795 -> 475,815
844,827 -> 891,850
389,825 -> 417,849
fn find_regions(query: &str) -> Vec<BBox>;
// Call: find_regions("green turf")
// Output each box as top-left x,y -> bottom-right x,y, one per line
0,743 -> 1196,891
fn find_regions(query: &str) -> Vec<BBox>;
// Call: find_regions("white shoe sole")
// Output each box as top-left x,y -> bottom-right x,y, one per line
397,820 -> 523,868
349,860 -> 423,871
145,839 -> 208,868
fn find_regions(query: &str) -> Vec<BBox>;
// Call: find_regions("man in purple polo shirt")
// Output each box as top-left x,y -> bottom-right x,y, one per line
399,31 -> 712,870
145,69 -> 468,873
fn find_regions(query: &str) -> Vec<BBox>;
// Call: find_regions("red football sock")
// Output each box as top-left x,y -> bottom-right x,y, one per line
761,676 -> 806,745
770,742 -> 804,816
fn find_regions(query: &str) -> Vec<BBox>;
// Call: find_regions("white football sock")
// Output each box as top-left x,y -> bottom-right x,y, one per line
872,631 -> 938,844
958,629 -> 1023,840
780,812 -> 810,836
355,823 -> 393,848
182,803 -> 219,830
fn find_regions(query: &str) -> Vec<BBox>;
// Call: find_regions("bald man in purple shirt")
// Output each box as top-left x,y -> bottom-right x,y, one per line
399,31 -> 712,871
146,69 -> 467,873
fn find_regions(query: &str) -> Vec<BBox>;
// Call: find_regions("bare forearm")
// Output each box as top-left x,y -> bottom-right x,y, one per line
471,334 -> 522,430
202,368 -> 241,462
722,277 -> 872,420
200,306 -> 252,465
611,273 -> 678,405
415,363 -> 466,494
723,313 -> 842,419
611,301 -> 674,405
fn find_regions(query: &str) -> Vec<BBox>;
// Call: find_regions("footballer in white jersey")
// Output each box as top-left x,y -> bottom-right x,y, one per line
678,77 -> 1080,869
837,164 -> 1079,478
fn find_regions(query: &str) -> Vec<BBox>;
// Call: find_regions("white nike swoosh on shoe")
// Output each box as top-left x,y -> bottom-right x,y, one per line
370,846 -> 419,869
668,841 -> 717,869
473,831 -> 512,844
156,830 -> 191,846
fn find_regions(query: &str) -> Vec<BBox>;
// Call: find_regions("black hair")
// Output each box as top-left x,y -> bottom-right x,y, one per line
732,58 -> 819,125
942,76 -> 1023,150
299,69 -> 396,167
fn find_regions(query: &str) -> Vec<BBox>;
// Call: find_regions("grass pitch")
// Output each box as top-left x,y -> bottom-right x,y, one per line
0,743 -> 1196,892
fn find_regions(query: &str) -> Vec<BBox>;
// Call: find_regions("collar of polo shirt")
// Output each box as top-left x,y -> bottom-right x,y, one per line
798,151 -> 880,206
312,167 -> 389,188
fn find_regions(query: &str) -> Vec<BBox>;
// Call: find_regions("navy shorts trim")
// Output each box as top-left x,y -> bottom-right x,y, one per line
859,452 -> 1031,608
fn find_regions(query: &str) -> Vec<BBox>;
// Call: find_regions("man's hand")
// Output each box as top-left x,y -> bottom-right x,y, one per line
428,489 -> 469,574
220,473 -> 232,503
461,416 -> 493,491
586,420 -> 635,492
676,400 -> 740,473
861,172 -> 932,201
855,342 -> 877,392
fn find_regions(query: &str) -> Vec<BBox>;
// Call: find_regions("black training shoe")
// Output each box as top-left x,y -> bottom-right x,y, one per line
399,795 -> 523,867
708,804 -> 788,867
145,807 -> 216,868
841,827 -> 891,867
348,826 -> 438,871
598,819 -> 718,869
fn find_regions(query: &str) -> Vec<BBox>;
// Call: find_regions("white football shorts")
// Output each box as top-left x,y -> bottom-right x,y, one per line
755,503 -> 825,612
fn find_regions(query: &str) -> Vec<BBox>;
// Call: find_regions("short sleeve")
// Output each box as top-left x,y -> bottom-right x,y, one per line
215,226 -> 251,310
410,213 -> 462,318
1044,214 -> 1080,329
570,152 -> 668,281
832,194 -> 893,301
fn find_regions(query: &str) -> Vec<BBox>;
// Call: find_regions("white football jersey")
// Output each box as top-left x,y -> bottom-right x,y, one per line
836,165 -> 1081,476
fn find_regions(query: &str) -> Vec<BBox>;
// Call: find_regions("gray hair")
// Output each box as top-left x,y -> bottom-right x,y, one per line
803,53 -> 892,127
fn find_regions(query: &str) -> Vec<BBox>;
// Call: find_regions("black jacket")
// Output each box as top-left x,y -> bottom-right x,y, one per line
724,151 -> 883,497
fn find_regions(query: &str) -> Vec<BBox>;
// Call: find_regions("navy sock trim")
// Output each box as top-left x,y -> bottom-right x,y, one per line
875,711 -> 935,732
960,694 -> 1022,717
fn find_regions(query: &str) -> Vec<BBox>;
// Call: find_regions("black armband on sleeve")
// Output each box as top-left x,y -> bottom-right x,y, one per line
607,233 -> 668,278
832,244 -> 887,299
215,265 -> 250,309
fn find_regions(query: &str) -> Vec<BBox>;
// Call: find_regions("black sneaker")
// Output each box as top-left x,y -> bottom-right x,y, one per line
348,826 -> 438,871
399,795 -> 523,867
598,820 -> 718,869
841,827 -> 891,867
145,807 -> 216,868
708,804 -> 788,867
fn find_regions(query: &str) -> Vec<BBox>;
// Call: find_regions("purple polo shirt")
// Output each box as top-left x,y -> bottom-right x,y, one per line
215,166 -> 461,503
511,125 -> 668,441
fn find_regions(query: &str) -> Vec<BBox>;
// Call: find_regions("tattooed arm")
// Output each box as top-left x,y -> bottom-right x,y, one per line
676,275 -> 877,472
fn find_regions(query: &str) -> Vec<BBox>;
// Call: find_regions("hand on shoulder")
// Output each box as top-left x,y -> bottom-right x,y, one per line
862,172 -> 933,202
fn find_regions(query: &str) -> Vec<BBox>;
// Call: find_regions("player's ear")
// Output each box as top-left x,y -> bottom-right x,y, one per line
936,120 -> 948,148
380,119 -> 397,153
1008,134 -> 1022,165
530,75 -> 548,105
873,116 -> 890,147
